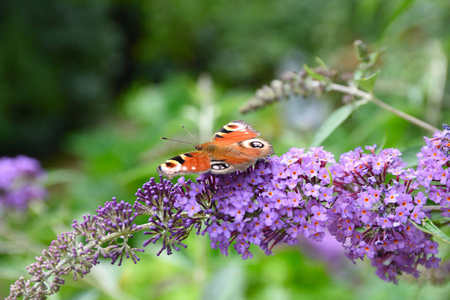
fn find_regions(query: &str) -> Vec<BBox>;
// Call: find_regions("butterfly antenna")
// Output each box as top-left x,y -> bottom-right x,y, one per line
181,125 -> 200,144
161,137 -> 195,145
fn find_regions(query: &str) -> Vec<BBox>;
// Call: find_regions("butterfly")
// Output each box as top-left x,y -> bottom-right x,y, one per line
157,120 -> 274,179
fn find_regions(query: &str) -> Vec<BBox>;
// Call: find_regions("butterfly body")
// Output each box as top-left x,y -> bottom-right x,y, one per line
158,120 -> 273,179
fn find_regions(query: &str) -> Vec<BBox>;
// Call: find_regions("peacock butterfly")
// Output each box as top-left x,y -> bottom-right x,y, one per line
157,120 -> 274,179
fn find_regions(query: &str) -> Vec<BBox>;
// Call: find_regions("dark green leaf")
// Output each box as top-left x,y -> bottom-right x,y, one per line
378,0 -> 415,40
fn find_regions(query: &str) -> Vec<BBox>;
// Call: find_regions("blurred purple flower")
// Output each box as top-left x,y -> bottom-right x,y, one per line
416,125 -> 450,217
0,155 -> 47,211
298,231 -> 347,275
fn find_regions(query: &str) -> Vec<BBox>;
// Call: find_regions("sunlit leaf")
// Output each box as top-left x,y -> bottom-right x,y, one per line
411,217 -> 450,244
311,104 -> 356,146
401,145 -> 422,168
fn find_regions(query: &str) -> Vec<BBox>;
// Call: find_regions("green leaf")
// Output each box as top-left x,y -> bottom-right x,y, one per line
378,0 -> 415,40
314,57 -> 328,68
303,64 -> 327,82
325,166 -> 333,188
355,70 -> 380,92
374,130 -> 388,154
368,48 -> 385,67
400,145 -> 422,168
310,104 -> 356,146
411,217 -> 450,244
430,215 -> 450,226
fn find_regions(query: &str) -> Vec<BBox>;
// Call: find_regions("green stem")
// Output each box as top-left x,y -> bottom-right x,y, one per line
328,83 -> 440,133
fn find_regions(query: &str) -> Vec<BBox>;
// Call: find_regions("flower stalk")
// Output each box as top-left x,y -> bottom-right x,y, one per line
240,40 -> 440,134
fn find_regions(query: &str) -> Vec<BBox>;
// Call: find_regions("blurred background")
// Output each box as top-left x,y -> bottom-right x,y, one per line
1,0 -> 450,299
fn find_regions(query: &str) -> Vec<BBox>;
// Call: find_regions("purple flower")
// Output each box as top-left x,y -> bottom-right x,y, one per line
135,176 -> 219,255
311,205 -> 328,222
384,190 -> 399,204
416,125 -> 450,218
0,155 -> 47,211
330,144 -> 440,283
424,240 -> 439,255
185,199 -> 202,217
9,199 -> 143,299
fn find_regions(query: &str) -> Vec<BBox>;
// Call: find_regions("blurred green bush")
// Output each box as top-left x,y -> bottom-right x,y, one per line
3,0 -> 449,158
0,0 -> 122,157
1,0 -> 450,299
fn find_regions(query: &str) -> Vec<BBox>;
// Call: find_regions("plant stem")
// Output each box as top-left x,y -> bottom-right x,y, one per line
328,83 -> 440,133
20,209 -> 212,298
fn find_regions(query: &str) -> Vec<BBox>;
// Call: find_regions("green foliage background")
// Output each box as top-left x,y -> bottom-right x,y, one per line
1,0 -> 449,299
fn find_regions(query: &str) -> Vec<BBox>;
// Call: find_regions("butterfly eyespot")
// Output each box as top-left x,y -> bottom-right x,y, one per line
239,138 -> 270,151
211,163 -> 230,170
165,162 -> 177,168
250,141 -> 264,148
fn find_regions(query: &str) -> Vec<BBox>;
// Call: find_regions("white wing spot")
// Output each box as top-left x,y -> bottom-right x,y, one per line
182,166 -> 187,171
192,167 -> 196,170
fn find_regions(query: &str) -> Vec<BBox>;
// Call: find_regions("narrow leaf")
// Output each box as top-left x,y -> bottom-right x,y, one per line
379,130 -> 388,149
411,217 -> 450,244
400,145 -> 422,168
304,64 -> 327,82
311,104 -> 356,146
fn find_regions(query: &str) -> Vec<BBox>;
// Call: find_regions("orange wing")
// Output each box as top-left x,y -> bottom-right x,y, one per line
211,120 -> 260,146
199,120 -> 274,174
157,151 -> 211,179
157,120 -> 274,178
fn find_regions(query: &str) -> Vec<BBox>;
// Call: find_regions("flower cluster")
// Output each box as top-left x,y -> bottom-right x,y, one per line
8,129 -> 448,298
240,67 -> 337,114
133,147 -> 337,260
329,146 -> 440,283
73,199 -> 143,265
133,143 -> 444,284
416,125 -> 450,217
0,155 -> 47,211
8,200 -> 142,300
205,147 -> 336,259
135,175 -> 218,255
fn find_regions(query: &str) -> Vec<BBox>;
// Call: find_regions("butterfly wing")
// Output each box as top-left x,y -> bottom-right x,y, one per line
157,151 -> 211,179
157,120 -> 274,179
204,120 -> 274,174
211,120 -> 260,145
